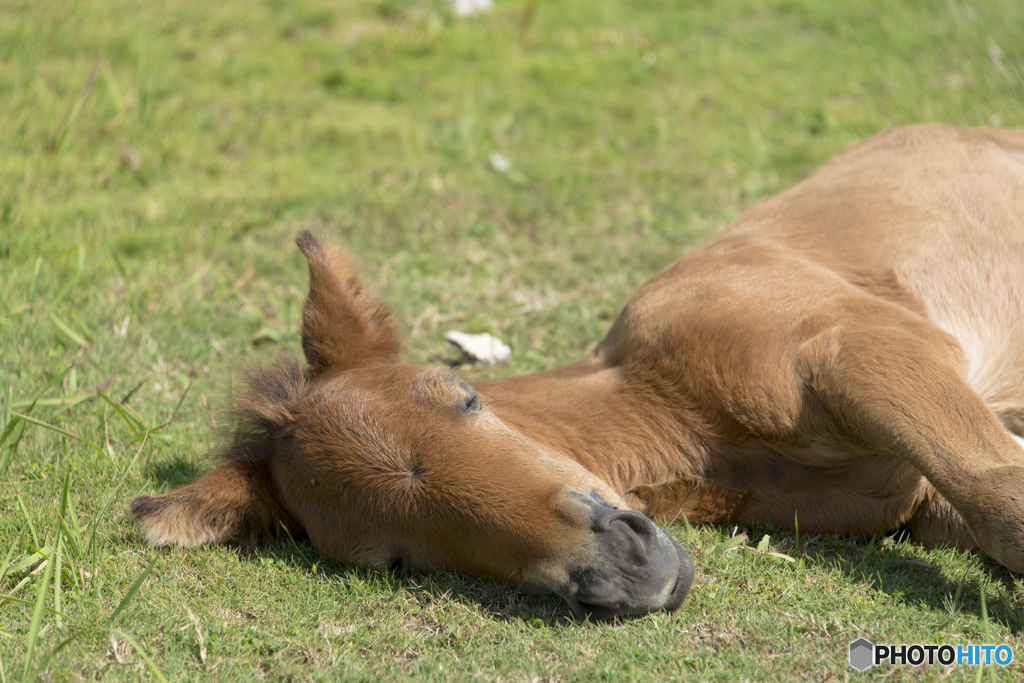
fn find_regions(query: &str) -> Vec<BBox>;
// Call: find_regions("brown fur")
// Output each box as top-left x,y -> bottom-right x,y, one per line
131,125 -> 1024,607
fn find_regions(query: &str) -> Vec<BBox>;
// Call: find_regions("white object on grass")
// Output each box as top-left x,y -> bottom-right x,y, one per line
489,151 -> 512,172
450,0 -> 493,17
444,331 -> 511,366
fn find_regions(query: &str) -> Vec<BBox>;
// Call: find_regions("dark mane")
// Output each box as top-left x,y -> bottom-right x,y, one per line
221,358 -> 306,464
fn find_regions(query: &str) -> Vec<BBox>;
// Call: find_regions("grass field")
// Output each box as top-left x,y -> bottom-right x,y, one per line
3,0 -> 1024,680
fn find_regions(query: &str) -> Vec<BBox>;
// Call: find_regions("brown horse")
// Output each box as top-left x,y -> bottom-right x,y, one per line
131,125 -> 1024,620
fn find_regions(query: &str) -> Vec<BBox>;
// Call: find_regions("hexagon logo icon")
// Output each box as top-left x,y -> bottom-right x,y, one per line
849,637 -> 874,671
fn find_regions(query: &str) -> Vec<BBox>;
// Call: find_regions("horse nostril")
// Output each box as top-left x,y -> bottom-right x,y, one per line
616,511 -> 655,535
598,508 -> 656,537
556,489 -> 690,619
590,508 -> 665,566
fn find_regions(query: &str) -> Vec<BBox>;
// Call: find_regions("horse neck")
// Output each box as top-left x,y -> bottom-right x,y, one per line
473,356 -> 712,495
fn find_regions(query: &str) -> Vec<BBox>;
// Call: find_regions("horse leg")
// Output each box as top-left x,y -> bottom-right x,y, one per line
130,459 -> 301,547
805,320 -> 1024,572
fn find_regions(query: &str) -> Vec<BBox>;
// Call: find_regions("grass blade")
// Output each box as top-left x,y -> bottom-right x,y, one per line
52,57 -> 101,158
0,419 -> 24,477
56,517 -> 82,565
46,277 -> 77,309
101,60 -> 125,116
96,389 -> 143,437
70,310 -> 96,344
2,385 -> 10,429
852,535 -> 877,575
111,555 -> 159,622
948,571 -> 967,617
712,533 -> 748,558
674,511 -> 697,545
40,366 -> 76,397
23,525 -> 60,679
11,411 -> 109,462
27,630 -> 82,683
10,390 -> 108,409
58,477 -> 84,562
27,257 -> 42,304
16,494 -> 40,548
4,546 -> 50,576
978,583 -> 994,683
793,510 -> 801,565
3,366 -> 76,457
0,415 -> 22,449
87,432 -> 148,560
111,249 -> 130,285
765,551 -> 796,563
8,570 -> 41,599
53,473 -> 73,628
980,583 -> 991,641
45,309 -> 91,348
150,380 -> 193,433
10,391 -> 110,409
52,529 -> 63,630
16,366 -> 75,411
66,491 -> 83,549
0,592 -> 71,619
114,631 -> 169,683
0,545 -> 17,586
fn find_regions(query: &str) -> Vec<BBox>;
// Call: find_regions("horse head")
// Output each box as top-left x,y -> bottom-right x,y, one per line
131,231 -> 693,620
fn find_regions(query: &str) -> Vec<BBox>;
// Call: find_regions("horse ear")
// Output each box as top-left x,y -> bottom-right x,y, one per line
296,231 -> 402,375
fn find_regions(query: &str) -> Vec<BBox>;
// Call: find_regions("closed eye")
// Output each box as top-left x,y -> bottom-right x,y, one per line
457,380 -> 482,413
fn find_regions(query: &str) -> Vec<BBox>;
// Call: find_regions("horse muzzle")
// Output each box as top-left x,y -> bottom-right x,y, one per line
538,489 -> 694,620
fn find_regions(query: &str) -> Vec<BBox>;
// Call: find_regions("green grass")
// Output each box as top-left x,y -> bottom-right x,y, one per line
2,0 -> 1024,679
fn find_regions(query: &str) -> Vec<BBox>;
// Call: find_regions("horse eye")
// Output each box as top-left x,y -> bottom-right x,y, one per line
456,380 -> 482,412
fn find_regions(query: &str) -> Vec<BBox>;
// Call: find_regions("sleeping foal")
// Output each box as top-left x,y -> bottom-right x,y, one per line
132,125 -> 1024,620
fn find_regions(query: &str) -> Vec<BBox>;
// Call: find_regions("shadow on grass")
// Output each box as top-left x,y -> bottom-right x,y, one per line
120,462 -> 588,626
143,456 -> 203,490
235,540 -> 589,627
113,514 -> 1024,632
757,526 -> 1024,634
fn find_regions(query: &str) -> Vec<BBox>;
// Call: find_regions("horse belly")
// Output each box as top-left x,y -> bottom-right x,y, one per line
726,451 -> 932,538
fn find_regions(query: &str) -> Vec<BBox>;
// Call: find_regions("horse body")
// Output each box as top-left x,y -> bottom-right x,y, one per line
131,124 -> 1024,619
